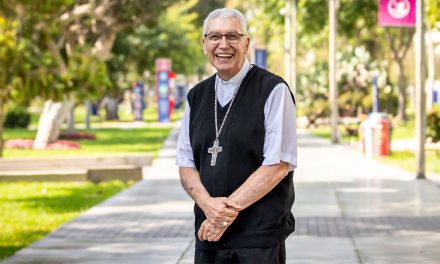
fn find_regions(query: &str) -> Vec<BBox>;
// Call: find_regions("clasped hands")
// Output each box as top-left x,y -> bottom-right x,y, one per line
198,197 -> 241,242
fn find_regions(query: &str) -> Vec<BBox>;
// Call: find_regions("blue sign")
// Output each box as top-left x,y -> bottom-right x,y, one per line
255,49 -> 267,69
434,81 -> 440,104
157,70 -> 170,122
372,75 -> 379,112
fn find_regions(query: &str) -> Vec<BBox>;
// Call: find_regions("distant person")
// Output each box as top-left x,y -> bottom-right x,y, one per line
176,8 -> 297,264
132,81 -> 146,121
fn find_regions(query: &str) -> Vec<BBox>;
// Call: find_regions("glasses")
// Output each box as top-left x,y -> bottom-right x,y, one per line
204,33 -> 245,43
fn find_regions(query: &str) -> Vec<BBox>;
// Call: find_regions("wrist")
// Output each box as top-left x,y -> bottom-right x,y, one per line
197,194 -> 212,214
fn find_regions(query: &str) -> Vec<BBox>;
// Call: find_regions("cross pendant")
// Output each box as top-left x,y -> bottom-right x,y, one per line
208,139 -> 222,166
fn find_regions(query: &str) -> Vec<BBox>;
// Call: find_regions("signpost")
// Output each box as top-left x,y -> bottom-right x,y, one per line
156,58 -> 172,122
372,75 -> 379,113
378,0 -> 425,179
378,0 -> 415,27
255,49 -> 267,69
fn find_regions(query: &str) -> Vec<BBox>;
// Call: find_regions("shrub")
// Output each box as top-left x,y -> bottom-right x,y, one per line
427,108 -> 440,143
4,107 -> 31,128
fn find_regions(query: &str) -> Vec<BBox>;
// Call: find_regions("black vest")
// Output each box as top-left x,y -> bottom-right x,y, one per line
188,65 -> 295,249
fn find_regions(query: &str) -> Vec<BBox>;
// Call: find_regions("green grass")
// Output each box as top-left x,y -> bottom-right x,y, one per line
378,150 -> 440,174
6,103 -> 182,158
0,180 -> 133,260
308,121 -> 415,142
391,120 -> 415,139
307,125 -> 358,143
3,126 -> 171,158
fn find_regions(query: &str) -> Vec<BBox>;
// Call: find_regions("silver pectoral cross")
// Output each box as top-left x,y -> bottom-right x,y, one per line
208,139 -> 222,166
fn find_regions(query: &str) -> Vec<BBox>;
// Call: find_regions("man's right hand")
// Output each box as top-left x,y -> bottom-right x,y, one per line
200,197 -> 241,227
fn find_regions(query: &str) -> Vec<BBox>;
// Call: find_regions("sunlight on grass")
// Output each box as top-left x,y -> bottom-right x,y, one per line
0,181 -> 132,260
378,150 -> 440,174
3,127 -> 171,158
391,120 -> 415,139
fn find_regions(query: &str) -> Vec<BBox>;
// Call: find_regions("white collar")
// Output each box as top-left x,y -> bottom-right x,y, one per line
216,59 -> 251,86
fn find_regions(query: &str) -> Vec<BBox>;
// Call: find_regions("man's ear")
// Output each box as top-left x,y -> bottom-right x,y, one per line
244,37 -> 251,54
202,39 -> 208,55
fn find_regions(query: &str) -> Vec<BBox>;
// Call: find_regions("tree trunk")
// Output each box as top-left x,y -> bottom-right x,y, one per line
102,96 -> 119,120
0,95 -> 4,157
396,58 -> 408,121
67,103 -> 75,134
85,99 -> 91,130
33,99 -> 72,149
385,28 -> 413,122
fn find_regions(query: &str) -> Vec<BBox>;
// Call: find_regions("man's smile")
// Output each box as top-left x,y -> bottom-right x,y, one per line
216,53 -> 234,59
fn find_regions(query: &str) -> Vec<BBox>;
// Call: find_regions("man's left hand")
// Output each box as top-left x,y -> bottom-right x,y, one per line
198,219 -> 228,242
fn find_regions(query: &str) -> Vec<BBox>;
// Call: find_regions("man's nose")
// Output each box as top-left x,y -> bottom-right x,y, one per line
218,36 -> 229,47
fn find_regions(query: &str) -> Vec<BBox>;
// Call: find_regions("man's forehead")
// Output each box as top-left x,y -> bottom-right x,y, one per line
207,16 -> 241,31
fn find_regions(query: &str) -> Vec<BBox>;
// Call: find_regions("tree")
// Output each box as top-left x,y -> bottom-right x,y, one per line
1,0 -> 178,148
426,0 -> 440,111
123,0 -> 206,75
384,27 -> 414,121
190,0 -> 227,25
296,0 -> 414,121
0,17 -> 34,156
297,62 -> 329,127
103,0 -> 206,120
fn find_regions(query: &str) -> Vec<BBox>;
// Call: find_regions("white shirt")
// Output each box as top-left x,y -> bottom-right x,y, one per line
176,59 -> 297,171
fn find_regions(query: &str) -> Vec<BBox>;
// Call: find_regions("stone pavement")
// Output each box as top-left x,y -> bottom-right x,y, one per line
2,123 -> 440,264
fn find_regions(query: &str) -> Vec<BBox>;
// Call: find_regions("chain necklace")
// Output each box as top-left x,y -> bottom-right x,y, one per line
207,75 -> 244,166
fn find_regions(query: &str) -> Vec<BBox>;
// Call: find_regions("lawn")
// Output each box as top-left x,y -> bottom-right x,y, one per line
5,104 -> 181,158
0,180 -> 133,260
3,127 -> 172,158
307,125 -> 359,144
378,150 -> 440,174
0,101 -> 182,261
307,119 -> 415,143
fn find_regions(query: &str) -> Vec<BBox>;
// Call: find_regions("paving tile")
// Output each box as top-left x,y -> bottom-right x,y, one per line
3,127 -> 440,264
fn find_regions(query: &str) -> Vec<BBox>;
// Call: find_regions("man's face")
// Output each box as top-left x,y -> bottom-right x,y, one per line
203,17 -> 250,80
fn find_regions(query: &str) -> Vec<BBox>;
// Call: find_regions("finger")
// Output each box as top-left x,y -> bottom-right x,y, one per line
213,230 -> 224,241
220,207 -> 239,217
215,220 -> 230,228
198,227 -> 204,241
221,216 -> 236,222
201,226 -> 210,241
223,199 -> 241,210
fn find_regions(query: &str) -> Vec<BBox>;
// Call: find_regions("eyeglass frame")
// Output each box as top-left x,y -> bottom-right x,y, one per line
203,33 -> 246,43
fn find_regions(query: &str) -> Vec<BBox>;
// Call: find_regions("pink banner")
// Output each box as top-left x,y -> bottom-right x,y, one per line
378,0 -> 416,27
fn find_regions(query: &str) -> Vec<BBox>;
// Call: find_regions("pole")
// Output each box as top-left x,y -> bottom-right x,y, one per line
329,0 -> 339,143
284,0 -> 291,88
415,0 -> 426,179
290,0 -> 296,96
372,75 -> 379,113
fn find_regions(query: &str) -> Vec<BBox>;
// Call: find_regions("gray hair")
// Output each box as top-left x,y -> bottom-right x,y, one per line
203,8 -> 248,35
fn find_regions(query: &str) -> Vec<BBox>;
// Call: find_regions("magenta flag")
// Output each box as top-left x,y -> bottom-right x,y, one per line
378,0 -> 416,27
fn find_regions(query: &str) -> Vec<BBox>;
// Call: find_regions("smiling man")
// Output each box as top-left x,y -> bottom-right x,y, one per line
176,8 -> 297,264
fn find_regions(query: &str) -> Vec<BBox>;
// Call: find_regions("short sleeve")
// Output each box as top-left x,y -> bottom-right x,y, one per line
176,100 -> 196,168
262,83 -> 297,171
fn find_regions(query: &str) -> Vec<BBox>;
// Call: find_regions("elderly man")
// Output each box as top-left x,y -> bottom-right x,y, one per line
176,8 -> 297,264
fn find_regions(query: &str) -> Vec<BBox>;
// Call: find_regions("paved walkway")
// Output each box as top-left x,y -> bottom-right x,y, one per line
2,123 -> 440,264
